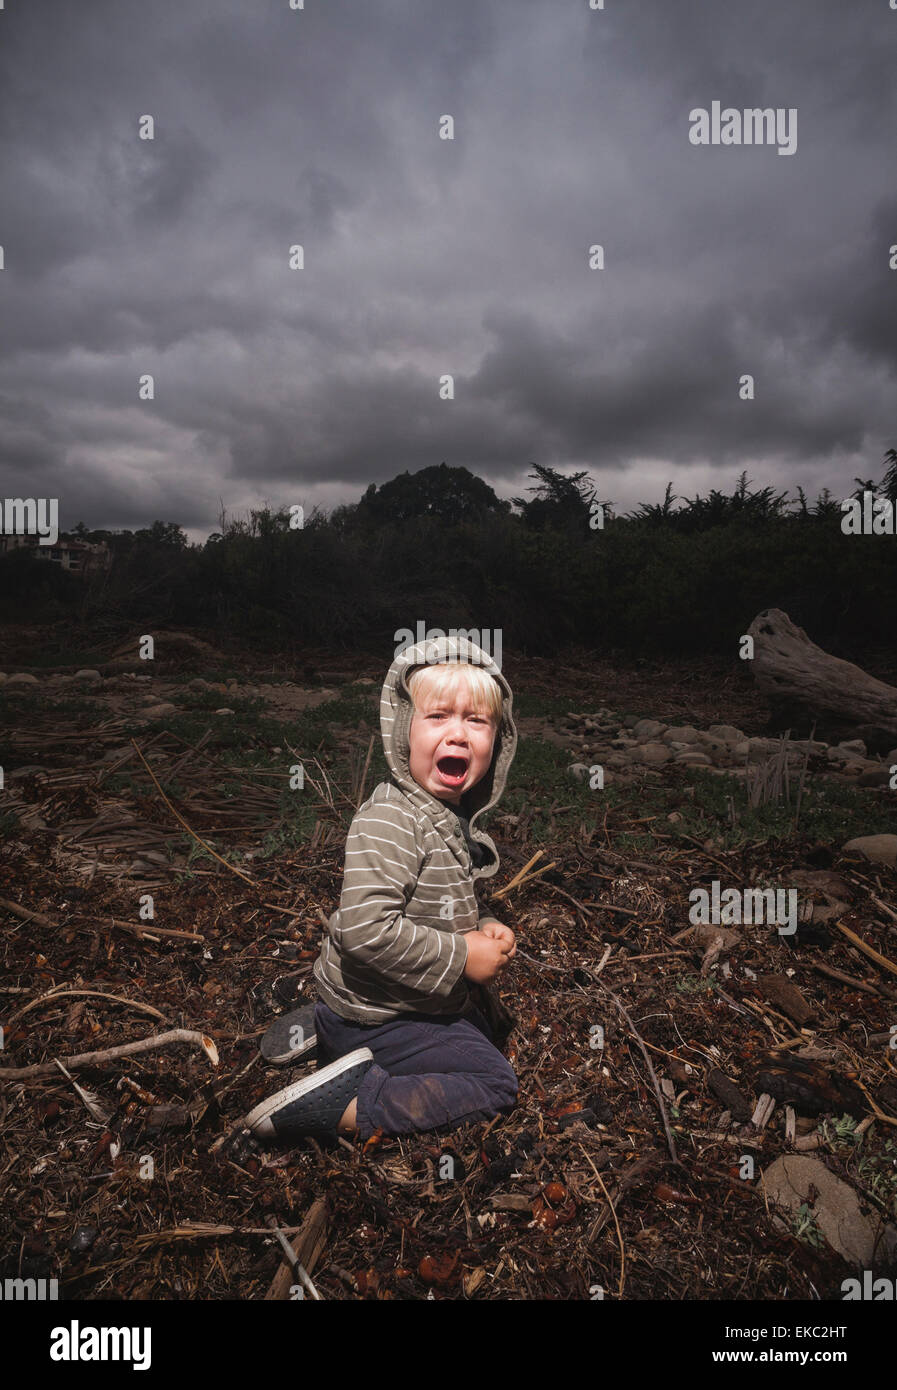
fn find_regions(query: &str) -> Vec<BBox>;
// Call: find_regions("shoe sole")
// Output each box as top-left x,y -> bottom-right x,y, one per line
244,1046 -> 374,1136
259,1003 -> 318,1064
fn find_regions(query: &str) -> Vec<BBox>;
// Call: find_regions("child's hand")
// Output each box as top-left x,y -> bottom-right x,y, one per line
479,920 -> 516,960
463,929 -> 512,983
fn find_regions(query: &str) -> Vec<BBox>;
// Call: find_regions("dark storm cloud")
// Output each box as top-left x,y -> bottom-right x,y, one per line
0,0 -> 894,538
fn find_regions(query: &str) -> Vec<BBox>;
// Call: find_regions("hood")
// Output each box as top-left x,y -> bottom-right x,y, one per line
379,633 -> 517,881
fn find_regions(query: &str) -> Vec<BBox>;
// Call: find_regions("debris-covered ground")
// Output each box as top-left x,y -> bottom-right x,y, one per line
2,626 -> 897,1300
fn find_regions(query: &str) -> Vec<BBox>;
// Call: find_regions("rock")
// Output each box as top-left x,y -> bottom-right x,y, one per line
667,811 -> 683,824
541,729 -> 570,750
567,763 -> 591,783
215,707 -> 235,716
0,672 -> 7,684
760,1154 -> 897,1266
6,672 -> 39,686
661,725 -> 700,745
857,766 -> 892,787
756,974 -> 816,1027
142,702 -> 178,718
745,737 -> 780,759
789,869 -> 852,900
72,669 -> 102,683
886,748 -> 897,768
674,750 -> 713,767
708,724 -> 746,742
189,678 -> 210,690
633,742 -> 672,765
827,746 -> 861,764
837,739 -> 867,757
632,719 -> 667,742
842,834 -> 897,867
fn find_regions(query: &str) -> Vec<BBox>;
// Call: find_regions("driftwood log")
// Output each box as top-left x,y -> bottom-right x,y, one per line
747,608 -> 897,745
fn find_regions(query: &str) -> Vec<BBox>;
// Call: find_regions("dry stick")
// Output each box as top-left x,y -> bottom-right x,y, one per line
834,921 -> 897,979
588,977 -> 681,1167
869,893 -> 897,925
130,738 -> 254,885
0,1028 -> 219,1082
583,1150 -> 626,1299
489,851 -> 546,901
132,1222 -> 309,1244
265,1215 -> 322,1301
810,960 -> 891,998
0,894 -> 203,945
7,987 -> 167,1027
264,1200 -> 328,1301
0,896 -> 55,929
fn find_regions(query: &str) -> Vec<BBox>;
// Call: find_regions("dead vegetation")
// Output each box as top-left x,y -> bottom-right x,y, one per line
1,644 -> 897,1301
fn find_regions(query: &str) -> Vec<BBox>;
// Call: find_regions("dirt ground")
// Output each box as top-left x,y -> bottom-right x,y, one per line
2,626 -> 897,1302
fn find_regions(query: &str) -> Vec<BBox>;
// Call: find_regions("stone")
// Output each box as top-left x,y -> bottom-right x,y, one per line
842,835 -> 897,868
708,723 -> 746,742
837,739 -> 867,757
857,766 -> 891,787
142,702 -> 177,719
675,751 -> 713,767
72,669 -> 102,682
632,718 -> 667,742
760,1155 -> 897,1266
189,678 -> 210,690
6,672 -> 39,686
214,707 -> 235,716
661,725 -> 700,745
633,742 -> 672,765
0,673 -> 7,684
567,763 -> 591,782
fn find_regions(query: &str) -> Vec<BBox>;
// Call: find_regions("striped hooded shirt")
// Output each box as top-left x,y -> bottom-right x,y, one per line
312,634 -> 518,1023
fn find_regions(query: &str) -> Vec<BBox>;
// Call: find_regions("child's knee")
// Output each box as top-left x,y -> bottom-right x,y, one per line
490,1059 -> 518,1109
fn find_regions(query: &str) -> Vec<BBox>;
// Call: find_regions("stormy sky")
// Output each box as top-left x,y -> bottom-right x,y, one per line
1,0 -> 895,543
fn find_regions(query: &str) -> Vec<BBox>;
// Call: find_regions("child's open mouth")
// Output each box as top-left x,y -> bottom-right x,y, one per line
436,755 -> 469,787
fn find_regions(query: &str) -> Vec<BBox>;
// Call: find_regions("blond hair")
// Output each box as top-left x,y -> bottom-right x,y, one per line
407,662 -> 502,725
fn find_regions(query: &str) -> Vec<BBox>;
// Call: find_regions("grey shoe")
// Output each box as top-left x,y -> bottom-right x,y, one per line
259,1003 -> 317,1065
243,1047 -> 375,1141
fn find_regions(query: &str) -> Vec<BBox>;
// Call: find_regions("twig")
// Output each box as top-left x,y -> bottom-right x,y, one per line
265,1215 -> 322,1300
0,1028 -> 220,1082
7,987 -> 167,1027
583,1150 -> 626,1298
587,977 -> 681,1167
130,738 -> 254,885
834,921 -> 897,979
263,1200 -> 328,1301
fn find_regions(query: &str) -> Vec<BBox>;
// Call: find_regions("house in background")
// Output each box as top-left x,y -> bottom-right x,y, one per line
0,533 -> 112,573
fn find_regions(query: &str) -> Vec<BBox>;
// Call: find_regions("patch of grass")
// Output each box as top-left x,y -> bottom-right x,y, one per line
792,1203 -> 825,1249
673,971 -> 718,997
0,692 -> 105,717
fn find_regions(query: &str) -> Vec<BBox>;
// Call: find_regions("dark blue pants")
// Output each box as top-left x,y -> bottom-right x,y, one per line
314,1000 -> 518,1141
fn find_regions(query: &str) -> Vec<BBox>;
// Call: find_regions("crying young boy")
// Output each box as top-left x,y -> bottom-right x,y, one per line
243,634 -> 519,1144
